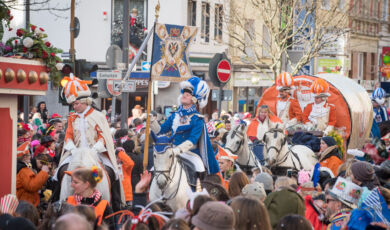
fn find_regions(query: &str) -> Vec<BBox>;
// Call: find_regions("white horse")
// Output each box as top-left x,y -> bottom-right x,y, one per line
224,123 -> 261,173
263,128 -> 317,174
149,133 -> 191,211
59,147 -> 111,202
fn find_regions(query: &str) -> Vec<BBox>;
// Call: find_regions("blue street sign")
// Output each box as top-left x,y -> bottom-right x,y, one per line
129,71 -> 150,79
141,61 -> 151,71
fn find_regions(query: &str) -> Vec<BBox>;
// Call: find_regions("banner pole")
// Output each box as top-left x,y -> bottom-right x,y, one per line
143,0 -> 160,170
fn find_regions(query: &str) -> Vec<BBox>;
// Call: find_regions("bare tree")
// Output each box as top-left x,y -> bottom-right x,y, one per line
228,0 -> 350,80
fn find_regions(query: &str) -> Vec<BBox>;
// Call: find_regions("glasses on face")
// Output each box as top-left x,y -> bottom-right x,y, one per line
260,105 -> 269,109
326,197 -> 337,203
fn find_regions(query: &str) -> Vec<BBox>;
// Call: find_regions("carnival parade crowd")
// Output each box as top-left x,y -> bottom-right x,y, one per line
1,73 -> 390,230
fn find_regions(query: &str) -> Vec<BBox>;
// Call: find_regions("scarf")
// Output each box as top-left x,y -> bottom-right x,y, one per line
308,101 -> 327,123
177,105 -> 197,117
318,145 -> 338,162
76,106 -> 91,148
74,189 -> 102,206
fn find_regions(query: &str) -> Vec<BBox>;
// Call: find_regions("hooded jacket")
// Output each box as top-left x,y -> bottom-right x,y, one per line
318,146 -> 343,176
16,160 -> 48,206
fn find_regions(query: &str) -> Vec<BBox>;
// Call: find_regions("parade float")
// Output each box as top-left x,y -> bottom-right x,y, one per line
0,5 -> 62,196
258,74 -> 373,150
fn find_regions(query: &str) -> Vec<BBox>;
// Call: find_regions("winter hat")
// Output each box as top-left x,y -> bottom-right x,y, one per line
192,201 -> 235,230
255,173 -> 274,192
0,194 -> 18,215
321,136 -> 337,147
241,182 -> 266,201
351,161 -> 375,182
2,216 -> 36,230
17,142 -> 30,158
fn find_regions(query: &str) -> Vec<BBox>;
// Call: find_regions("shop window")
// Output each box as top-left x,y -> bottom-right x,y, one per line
201,2 -> 210,43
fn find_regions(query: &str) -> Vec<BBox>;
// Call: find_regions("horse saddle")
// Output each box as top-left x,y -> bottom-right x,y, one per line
177,153 -> 205,187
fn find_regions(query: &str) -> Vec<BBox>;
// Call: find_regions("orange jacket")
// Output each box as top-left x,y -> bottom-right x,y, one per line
247,115 -> 282,138
16,167 -> 49,207
65,109 -> 105,145
67,196 -> 108,226
320,155 -> 343,176
117,151 -> 135,201
274,96 -> 303,122
302,102 -> 336,126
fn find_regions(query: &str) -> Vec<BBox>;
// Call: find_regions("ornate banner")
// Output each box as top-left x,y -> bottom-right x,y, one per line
151,23 -> 197,81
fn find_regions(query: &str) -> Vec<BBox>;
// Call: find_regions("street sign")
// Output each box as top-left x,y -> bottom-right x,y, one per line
217,59 -> 231,83
211,89 -> 233,101
97,70 -> 122,80
106,79 -> 121,97
61,52 -> 70,58
141,61 -> 151,71
113,80 -> 136,92
209,53 -> 231,87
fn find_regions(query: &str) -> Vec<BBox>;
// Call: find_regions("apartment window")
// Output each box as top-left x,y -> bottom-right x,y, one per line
244,19 -> 256,59
321,0 -> 330,10
371,52 -> 377,80
382,0 -> 388,20
188,0 -> 196,26
214,4 -> 223,43
201,2 -> 210,43
262,25 -> 271,57
358,53 -> 364,80
338,0 -> 345,11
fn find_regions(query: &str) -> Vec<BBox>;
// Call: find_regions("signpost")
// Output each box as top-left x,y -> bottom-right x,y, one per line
209,53 -> 232,117
113,80 -> 136,92
97,70 -> 122,80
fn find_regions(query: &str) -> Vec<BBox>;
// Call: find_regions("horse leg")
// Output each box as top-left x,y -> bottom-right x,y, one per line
50,163 -> 69,203
104,165 -> 121,212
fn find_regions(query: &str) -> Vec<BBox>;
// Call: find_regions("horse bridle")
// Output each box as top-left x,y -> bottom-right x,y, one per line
226,128 -> 245,153
263,128 -> 287,156
152,143 -> 184,202
263,129 -> 303,170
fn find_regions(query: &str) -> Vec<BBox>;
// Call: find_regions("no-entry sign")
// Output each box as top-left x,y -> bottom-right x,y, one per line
217,59 -> 231,83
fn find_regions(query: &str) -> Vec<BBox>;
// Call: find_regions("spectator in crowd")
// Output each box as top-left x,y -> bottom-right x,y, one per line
36,101 -> 48,124
66,167 -> 114,229
350,161 -> 379,190
191,201 -> 235,230
274,214 -> 313,230
228,171 -> 250,198
14,201 -> 40,227
230,196 -> 272,230
16,142 -> 49,207
255,172 -> 274,195
54,213 -> 93,230
318,136 -> 343,176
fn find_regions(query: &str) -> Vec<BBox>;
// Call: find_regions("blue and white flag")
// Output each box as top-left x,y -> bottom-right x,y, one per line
151,23 -> 197,81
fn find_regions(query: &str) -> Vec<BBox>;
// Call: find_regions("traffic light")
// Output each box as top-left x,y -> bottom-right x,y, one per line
75,59 -> 98,79
58,60 -> 73,105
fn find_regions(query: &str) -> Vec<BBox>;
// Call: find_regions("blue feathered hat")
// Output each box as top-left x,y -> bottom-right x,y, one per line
371,87 -> 386,105
179,76 -> 210,109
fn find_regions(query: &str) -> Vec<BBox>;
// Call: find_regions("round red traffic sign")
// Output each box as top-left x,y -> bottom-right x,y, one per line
217,59 -> 231,83
107,79 -> 121,97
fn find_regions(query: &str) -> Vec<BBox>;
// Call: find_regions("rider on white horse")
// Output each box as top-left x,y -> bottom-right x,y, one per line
302,78 -> 336,135
274,72 -> 303,128
150,76 -> 220,175
55,74 -> 124,210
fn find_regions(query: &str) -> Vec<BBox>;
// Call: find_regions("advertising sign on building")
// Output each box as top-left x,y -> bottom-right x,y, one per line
317,58 -> 342,74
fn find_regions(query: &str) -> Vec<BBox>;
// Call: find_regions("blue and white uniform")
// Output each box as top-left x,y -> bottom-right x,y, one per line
371,88 -> 389,124
158,104 -> 219,174
151,76 -> 220,174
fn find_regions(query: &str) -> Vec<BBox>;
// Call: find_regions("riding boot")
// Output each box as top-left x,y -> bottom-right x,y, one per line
50,163 -> 69,202
197,172 -> 206,181
104,166 -> 122,212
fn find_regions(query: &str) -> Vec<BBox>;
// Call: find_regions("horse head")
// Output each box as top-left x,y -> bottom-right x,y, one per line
225,123 -> 246,154
151,131 -> 175,190
263,128 -> 287,166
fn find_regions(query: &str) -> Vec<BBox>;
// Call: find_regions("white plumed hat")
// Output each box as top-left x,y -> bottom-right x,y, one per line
179,76 -> 210,109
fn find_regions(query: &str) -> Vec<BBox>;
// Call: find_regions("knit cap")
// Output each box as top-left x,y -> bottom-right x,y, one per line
351,161 -> 375,182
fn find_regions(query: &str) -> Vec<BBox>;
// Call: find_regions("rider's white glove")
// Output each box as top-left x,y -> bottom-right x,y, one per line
92,140 -> 106,153
172,140 -> 194,155
150,119 -> 161,134
304,122 -> 314,131
64,140 -> 77,154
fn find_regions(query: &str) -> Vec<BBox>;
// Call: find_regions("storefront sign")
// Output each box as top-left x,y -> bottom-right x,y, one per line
233,73 -> 273,87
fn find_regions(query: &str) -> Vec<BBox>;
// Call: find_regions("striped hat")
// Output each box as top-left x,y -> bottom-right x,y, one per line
62,74 -> 92,104
0,194 -> 19,215
276,72 -> 294,90
371,88 -> 386,105
17,142 -> 30,157
311,78 -> 330,97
